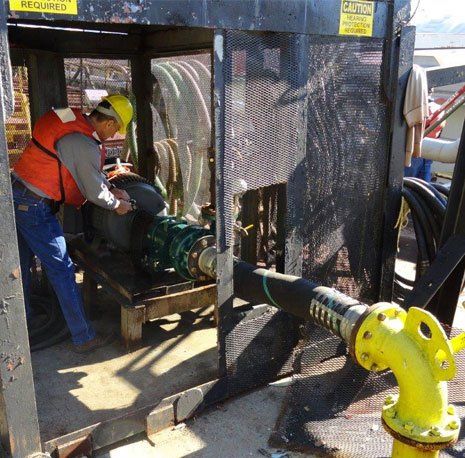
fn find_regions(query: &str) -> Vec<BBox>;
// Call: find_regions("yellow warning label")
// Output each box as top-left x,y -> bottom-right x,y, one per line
9,0 -> 77,15
339,0 -> 374,37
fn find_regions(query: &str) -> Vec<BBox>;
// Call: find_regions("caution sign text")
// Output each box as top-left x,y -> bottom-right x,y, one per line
9,0 -> 78,15
339,0 -> 374,37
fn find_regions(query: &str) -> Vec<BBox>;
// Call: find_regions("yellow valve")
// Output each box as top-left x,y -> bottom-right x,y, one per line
351,304 -> 465,457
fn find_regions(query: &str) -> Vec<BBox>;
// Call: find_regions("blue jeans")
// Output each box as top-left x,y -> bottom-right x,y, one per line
13,185 -> 96,345
404,157 -> 433,182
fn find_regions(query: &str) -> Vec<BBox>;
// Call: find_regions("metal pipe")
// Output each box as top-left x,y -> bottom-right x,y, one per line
422,137 -> 459,163
424,95 -> 465,137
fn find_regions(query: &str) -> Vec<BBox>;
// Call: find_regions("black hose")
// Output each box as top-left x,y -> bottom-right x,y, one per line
401,187 -> 436,267
431,182 -> 450,198
403,177 -> 446,218
395,178 -> 448,304
28,284 -> 70,352
233,261 -> 366,341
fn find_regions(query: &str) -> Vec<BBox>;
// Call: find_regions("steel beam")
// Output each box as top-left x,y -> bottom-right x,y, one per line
8,24 -> 141,57
26,50 -> 67,123
6,0 -> 390,39
378,20 -> 415,302
0,2 -> 41,456
404,235 -> 465,309
213,29 -> 232,378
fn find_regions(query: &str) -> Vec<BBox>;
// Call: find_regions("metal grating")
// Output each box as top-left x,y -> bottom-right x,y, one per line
5,66 -> 31,167
217,30 -> 399,445
299,37 -> 389,303
224,307 -> 299,393
270,324 -> 465,457
151,53 -> 212,219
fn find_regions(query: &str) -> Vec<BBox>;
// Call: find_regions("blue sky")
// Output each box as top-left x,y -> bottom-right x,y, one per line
412,0 -> 465,33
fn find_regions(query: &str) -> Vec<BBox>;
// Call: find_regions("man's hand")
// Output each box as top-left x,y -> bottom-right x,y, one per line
111,187 -> 130,201
115,199 -> 133,215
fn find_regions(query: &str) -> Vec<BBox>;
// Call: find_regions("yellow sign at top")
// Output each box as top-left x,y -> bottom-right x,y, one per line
339,0 -> 374,37
9,0 -> 78,15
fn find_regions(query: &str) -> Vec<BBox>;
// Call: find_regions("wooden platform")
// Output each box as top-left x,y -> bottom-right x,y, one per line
69,238 -> 217,350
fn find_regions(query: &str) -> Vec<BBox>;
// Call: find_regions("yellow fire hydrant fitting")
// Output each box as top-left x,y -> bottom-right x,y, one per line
350,304 -> 465,458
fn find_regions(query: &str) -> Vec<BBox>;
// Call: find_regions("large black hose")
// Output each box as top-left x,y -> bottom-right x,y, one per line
394,177 -> 449,304
28,291 -> 70,352
233,261 -> 367,343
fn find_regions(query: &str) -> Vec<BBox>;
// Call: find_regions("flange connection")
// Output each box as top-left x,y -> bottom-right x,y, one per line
187,235 -> 215,281
350,304 -> 461,451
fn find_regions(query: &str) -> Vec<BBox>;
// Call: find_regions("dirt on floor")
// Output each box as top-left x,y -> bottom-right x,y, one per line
96,380 -> 313,458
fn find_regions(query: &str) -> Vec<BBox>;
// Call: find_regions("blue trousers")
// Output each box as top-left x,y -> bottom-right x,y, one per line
404,157 -> 433,182
13,185 -> 96,345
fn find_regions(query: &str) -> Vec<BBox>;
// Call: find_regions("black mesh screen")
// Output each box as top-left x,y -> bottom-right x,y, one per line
223,31 -> 304,246
270,324 -> 465,457
224,307 -> 299,394
300,37 -> 388,303
217,31 -> 395,411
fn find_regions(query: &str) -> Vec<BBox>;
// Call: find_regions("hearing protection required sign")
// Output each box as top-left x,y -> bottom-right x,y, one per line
9,0 -> 77,15
339,0 -> 374,37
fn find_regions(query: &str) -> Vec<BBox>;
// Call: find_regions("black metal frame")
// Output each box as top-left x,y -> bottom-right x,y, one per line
0,1 -> 420,456
404,66 -> 465,325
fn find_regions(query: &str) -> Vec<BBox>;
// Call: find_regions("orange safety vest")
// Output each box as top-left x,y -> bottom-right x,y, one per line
14,108 -> 106,208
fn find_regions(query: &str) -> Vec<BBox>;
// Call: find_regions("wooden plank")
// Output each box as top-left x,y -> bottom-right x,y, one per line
82,271 -> 98,320
145,284 -> 217,320
69,238 -> 195,303
121,305 -> 145,351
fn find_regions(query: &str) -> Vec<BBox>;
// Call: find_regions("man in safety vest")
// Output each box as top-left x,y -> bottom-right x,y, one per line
12,94 -> 134,353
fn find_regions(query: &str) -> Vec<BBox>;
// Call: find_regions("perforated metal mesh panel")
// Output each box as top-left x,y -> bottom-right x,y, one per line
300,37 -> 388,302
217,29 -> 400,441
222,31 -> 304,245
224,306 -> 299,393
270,324 -> 465,457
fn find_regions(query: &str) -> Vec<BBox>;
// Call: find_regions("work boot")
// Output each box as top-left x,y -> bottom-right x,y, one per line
72,332 -> 115,354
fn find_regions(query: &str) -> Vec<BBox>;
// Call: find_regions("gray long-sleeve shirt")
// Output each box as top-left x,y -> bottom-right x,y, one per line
16,132 -> 118,210
55,133 -> 118,209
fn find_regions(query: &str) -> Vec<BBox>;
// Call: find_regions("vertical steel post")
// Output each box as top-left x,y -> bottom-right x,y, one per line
0,3 -> 42,456
131,54 -> 155,181
26,51 -> 67,123
427,119 -> 465,325
379,0 -> 415,302
213,29 -> 234,378
284,33 -> 309,277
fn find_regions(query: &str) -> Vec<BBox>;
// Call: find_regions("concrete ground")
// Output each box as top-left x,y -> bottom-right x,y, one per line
32,224 -> 465,457
93,226 -> 465,458
95,380 -> 310,458
32,302 -> 218,441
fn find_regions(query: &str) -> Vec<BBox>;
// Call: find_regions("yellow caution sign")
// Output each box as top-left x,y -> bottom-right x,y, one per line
339,0 -> 374,37
9,0 -> 77,15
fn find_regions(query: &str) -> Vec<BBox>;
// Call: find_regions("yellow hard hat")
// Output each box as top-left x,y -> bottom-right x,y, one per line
101,94 -> 133,135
